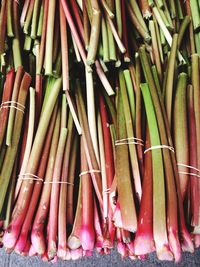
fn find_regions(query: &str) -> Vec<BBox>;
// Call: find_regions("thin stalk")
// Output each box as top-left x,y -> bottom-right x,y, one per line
174,73 -> 189,200
23,0 -> 34,34
101,15 -> 109,62
45,0 -> 56,75
48,128 -> 68,259
66,134 -> 78,226
59,1 -> 69,91
130,0 -> 149,32
79,139 -> 95,251
20,0 -> 30,27
119,71 -> 142,201
75,81 -> 103,207
31,0 -> 41,39
116,89 -> 137,232
58,115 -> 74,259
149,20 -> 162,83
106,15 -> 116,61
31,105 -> 60,255
3,78 -> 61,249
37,0 -> 44,37
14,87 -> 35,199
0,68 -> 15,149
190,0 -> 200,31
37,0 -> 48,74
0,0 -> 7,56
7,0 -> 14,37
85,70 -> 100,164
177,16 -> 191,49
83,0 -> 90,50
164,34 -> 178,128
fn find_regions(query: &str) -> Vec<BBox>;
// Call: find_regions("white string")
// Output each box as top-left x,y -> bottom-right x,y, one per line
0,105 -> 25,113
44,181 -> 74,185
103,188 -> 111,194
79,169 -> 101,177
115,137 -> 144,146
178,171 -> 200,179
177,163 -> 200,173
1,101 -> 25,109
18,173 -> 43,182
144,145 -> 175,154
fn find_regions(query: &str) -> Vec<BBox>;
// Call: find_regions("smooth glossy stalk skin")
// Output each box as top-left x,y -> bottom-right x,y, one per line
48,127 -> 68,259
75,81 -> 103,207
0,0 -> 7,55
66,134 -> 78,226
45,0 -> 56,75
14,104 -> 57,253
0,68 -> 15,149
12,1 -> 22,70
139,46 -> 182,261
119,71 -> 142,201
6,66 -> 24,146
187,85 -> 199,226
116,89 -> 137,233
31,106 -> 60,255
58,115 -> 74,259
79,139 -> 95,251
141,83 -> 173,261
164,34 -> 178,129
37,0 -> 49,74
3,78 -> 61,250
134,129 -> 155,255
174,73 -> 189,200
68,183 -> 82,250
0,72 -> 31,216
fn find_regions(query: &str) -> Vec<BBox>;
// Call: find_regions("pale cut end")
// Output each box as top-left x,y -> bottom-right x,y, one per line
168,230 -> 182,263
71,248 -> 83,260
57,246 -> 71,260
3,228 -> 19,249
181,229 -> 194,253
80,227 -> 95,251
156,245 -> 174,261
14,233 -> 27,253
29,245 -> 37,257
194,234 -> 200,248
31,230 -> 46,255
47,241 -> 57,260
68,235 -> 81,250
117,242 -> 127,259
134,233 -> 155,255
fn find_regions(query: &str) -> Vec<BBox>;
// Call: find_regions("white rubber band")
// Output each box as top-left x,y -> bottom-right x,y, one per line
178,171 -> 200,179
1,101 -> 25,109
0,105 -> 25,113
18,173 -> 43,182
144,145 -> 175,154
115,137 -> 144,146
103,188 -> 111,194
79,169 -> 101,177
44,181 -> 74,185
177,163 -> 200,173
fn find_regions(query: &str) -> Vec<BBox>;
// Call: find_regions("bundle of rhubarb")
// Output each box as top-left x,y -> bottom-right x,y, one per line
0,0 -> 200,263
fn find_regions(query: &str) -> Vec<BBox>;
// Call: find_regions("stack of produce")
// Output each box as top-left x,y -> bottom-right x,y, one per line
0,0 -> 199,263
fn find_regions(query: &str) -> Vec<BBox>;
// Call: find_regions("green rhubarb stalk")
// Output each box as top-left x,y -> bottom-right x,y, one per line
119,71 -> 142,201
177,16 -> 191,49
0,73 -> 32,214
31,0 -> 41,39
87,0 -> 101,65
190,0 -> 200,31
45,0 -> 56,75
106,17 -> 116,61
115,0 -> 122,38
37,1 -> 44,37
116,88 -> 137,232
141,83 -> 173,260
173,73 -> 189,200
7,0 -> 14,37
123,70 -> 136,126
130,0 -> 149,32
164,33 -> 178,128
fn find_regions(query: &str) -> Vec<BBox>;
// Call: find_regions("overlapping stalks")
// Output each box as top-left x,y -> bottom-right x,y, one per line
0,0 -> 200,263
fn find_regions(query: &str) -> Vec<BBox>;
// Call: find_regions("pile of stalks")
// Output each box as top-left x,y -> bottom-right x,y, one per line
0,0 -> 200,263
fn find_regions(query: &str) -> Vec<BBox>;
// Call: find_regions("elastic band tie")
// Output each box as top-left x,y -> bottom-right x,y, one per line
115,137 -> 144,146
44,181 -> 74,185
177,163 -> 200,173
178,171 -> 200,179
18,173 -> 43,182
1,101 -> 25,113
79,169 -> 101,177
144,145 -> 175,154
